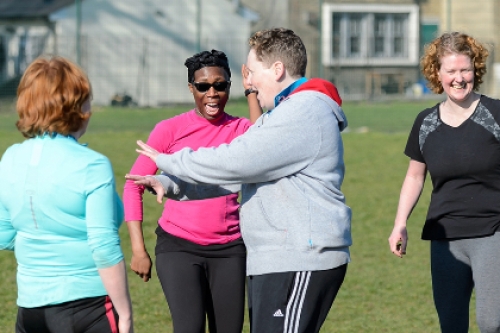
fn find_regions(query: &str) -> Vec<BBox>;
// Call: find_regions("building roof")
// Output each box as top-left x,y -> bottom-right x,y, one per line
0,0 -> 75,19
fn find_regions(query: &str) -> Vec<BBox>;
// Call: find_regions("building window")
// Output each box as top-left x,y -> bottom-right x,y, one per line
0,36 -> 5,76
348,13 -> 362,57
373,14 -> 386,56
332,13 -> 341,58
322,4 -> 419,66
393,14 -> 406,56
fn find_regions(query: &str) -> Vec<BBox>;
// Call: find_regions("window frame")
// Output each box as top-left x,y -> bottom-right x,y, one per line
322,3 -> 419,66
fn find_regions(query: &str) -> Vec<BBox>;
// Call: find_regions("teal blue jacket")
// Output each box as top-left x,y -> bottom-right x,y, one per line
0,134 -> 124,307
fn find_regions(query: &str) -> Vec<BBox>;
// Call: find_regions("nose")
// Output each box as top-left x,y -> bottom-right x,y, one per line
454,72 -> 465,82
206,86 -> 218,96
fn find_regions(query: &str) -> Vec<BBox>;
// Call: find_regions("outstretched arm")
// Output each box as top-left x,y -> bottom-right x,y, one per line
125,173 -> 239,202
388,159 -> 427,258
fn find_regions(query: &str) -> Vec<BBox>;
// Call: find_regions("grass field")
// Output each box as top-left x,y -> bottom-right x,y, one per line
0,97 -> 481,332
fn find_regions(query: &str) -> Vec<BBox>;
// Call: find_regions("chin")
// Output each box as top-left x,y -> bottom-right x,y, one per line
260,101 -> 271,110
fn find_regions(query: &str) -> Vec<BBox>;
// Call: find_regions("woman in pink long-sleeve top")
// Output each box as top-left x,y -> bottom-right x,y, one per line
123,50 -> 260,333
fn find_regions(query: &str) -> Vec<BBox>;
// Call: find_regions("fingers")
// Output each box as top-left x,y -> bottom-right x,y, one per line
388,226 -> 408,258
389,238 -> 407,258
125,174 -> 165,204
125,174 -> 150,187
242,64 -> 251,89
131,267 -> 151,282
399,238 -> 408,255
125,174 -> 141,181
136,140 -> 159,162
136,140 -> 158,154
136,140 -> 150,150
135,148 -> 153,159
130,254 -> 152,282
156,192 -> 164,204
389,237 -> 402,257
125,174 -> 153,186
133,270 -> 148,280
140,272 -> 151,282
149,178 -> 165,203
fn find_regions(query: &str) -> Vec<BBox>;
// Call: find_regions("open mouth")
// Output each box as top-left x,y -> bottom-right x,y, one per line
205,103 -> 220,114
452,83 -> 466,89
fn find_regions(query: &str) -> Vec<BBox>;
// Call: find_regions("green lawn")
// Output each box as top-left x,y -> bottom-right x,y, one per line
0,97 -> 481,332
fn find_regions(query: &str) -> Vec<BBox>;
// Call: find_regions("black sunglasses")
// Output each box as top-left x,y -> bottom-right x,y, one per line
192,81 -> 231,93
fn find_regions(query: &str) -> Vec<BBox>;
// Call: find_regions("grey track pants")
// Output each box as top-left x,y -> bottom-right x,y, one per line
431,232 -> 500,333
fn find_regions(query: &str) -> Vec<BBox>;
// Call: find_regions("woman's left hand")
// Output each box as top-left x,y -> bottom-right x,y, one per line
136,140 -> 159,162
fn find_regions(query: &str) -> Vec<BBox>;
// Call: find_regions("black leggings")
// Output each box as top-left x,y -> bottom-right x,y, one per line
16,296 -> 118,333
156,251 -> 246,333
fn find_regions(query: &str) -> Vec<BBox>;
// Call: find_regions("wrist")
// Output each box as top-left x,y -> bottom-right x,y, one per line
393,220 -> 407,227
244,88 -> 256,97
131,247 -> 148,256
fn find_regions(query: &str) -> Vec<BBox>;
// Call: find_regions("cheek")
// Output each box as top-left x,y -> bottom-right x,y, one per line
439,74 -> 450,84
193,94 -> 205,105
253,73 -> 266,86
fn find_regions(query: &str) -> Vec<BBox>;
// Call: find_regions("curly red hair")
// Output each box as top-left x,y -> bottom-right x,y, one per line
16,56 -> 91,138
421,32 -> 488,94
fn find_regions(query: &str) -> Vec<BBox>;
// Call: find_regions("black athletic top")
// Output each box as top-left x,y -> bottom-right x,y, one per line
405,95 -> 500,240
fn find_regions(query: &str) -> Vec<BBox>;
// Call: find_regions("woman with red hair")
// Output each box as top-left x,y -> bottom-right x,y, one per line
0,56 -> 133,333
389,32 -> 500,333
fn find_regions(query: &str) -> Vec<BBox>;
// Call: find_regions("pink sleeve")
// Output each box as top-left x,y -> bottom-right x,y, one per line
234,117 -> 252,136
123,121 -> 172,222
240,118 -> 252,134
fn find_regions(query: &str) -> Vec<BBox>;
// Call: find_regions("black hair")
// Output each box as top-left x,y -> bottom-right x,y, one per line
184,49 -> 231,83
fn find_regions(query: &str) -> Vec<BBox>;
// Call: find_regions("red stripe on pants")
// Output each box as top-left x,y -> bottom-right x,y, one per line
105,296 -> 118,333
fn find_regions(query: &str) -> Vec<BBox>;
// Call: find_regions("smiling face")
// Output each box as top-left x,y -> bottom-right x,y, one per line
245,49 -> 282,110
438,53 -> 475,104
189,66 -> 230,120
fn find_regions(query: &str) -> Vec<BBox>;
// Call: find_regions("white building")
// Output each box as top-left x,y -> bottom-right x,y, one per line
0,0 -> 256,106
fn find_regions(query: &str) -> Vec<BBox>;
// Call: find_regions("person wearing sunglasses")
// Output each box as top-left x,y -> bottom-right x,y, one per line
127,28 -> 350,333
123,49 -> 261,333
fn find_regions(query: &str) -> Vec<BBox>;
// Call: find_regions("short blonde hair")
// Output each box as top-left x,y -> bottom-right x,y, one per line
248,28 -> 307,77
16,56 -> 91,138
421,32 -> 488,94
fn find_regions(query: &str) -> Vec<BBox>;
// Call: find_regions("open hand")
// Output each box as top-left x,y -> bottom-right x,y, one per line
136,140 -> 159,162
125,174 -> 166,204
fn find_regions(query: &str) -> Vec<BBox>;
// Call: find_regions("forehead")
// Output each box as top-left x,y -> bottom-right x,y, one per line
246,49 -> 265,70
194,66 -> 228,80
440,53 -> 473,68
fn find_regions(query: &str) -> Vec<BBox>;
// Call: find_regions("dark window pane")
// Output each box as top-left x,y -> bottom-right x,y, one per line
332,13 -> 341,57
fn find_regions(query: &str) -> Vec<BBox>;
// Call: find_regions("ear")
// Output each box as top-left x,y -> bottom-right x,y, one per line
273,61 -> 285,81
188,83 -> 194,94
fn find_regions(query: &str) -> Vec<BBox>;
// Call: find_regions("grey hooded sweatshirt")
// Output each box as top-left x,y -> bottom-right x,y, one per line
155,78 -> 352,276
